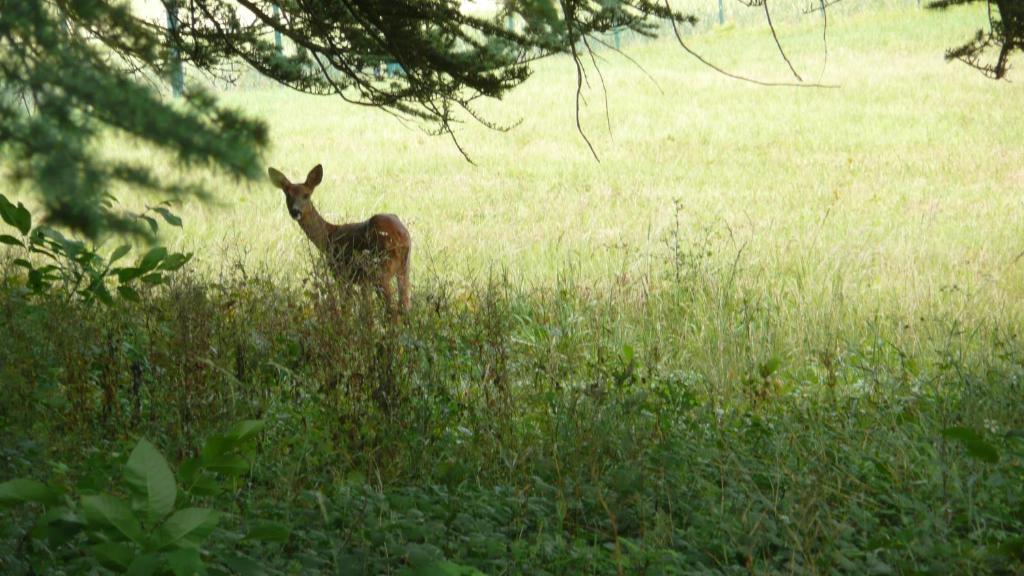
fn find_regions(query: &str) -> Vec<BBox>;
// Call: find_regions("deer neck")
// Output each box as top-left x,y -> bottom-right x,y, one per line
297,204 -> 334,254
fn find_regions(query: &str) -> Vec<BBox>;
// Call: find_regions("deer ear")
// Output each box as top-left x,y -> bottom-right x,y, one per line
268,167 -> 291,189
305,164 -> 323,188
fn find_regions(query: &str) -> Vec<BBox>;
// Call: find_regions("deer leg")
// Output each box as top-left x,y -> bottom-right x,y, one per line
397,247 -> 411,312
377,272 -> 395,317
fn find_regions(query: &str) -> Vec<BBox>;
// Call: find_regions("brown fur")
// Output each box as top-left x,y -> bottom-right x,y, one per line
268,164 -> 411,313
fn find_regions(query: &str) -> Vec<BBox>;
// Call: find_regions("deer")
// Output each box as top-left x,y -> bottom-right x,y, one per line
267,164 -> 411,315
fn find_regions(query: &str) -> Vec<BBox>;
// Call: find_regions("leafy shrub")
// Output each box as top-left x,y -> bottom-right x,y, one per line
0,421 -> 277,575
0,193 -> 191,305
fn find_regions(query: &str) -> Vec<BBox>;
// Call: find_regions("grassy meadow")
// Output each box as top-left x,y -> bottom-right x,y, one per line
172,3 -> 1022,326
3,4 -> 1024,575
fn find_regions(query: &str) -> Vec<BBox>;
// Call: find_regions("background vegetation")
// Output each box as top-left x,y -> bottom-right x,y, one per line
2,4 -> 1023,575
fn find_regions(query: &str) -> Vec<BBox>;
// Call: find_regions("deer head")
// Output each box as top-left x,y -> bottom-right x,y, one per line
267,164 -> 323,222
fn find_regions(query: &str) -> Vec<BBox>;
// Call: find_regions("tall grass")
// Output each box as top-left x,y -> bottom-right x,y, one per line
82,5 -> 1022,384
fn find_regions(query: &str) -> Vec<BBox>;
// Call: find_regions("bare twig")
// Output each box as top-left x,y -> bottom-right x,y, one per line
817,0 -> 830,82
560,0 -> 600,162
589,35 -> 664,94
663,0 -> 836,88
581,33 -> 613,138
764,0 -> 803,81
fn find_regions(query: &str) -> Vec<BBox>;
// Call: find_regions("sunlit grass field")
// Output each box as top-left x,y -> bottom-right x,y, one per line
99,5 -> 1021,378
145,4 -> 1021,305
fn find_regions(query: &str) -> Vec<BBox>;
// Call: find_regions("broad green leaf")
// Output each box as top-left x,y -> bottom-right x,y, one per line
117,266 -> 145,282
27,269 -> 46,291
166,547 -> 204,576
2,199 -> 32,236
158,507 -> 220,550
154,206 -> 183,228
179,458 -> 201,485
109,244 -> 132,264
203,455 -> 249,477
81,494 -> 144,543
32,506 -> 84,546
942,427 -> 1000,464
91,541 -> 134,569
139,247 -> 168,272
13,204 -> 31,235
0,234 -> 23,247
245,521 -> 290,543
124,439 -> 177,522
141,215 -> 159,234
0,194 -> 18,229
141,272 -> 165,285
118,285 -> 142,302
0,478 -> 60,507
200,435 -> 233,462
126,554 -> 162,576
159,252 -> 193,271
226,420 -> 265,443
94,283 -> 115,306
187,476 -> 222,497
39,227 -> 68,247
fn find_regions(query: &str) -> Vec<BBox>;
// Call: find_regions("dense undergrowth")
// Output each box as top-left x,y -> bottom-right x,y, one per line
2,253 -> 1023,574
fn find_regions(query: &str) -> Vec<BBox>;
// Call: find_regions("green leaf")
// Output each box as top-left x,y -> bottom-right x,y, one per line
154,206 -> 183,228
0,234 -> 23,247
245,521 -> 290,543
32,506 -> 84,546
0,194 -> 18,229
13,204 -> 31,235
139,247 -> 168,272
204,455 -> 250,477
39,227 -> 68,249
159,252 -> 193,271
117,266 -> 145,283
187,476 -> 221,497
942,427 -> 1000,464
158,508 -> 220,550
81,494 -> 144,543
94,283 -> 115,306
166,547 -> 204,576
124,439 -> 177,522
179,458 -> 201,485
141,215 -> 159,234
141,272 -> 166,285
126,554 -> 162,576
118,285 -> 142,302
110,244 -> 132,264
0,478 -> 60,507
0,196 -> 32,236
226,420 -> 265,443
13,258 -> 32,270
200,435 -> 233,462
91,541 -> 134,570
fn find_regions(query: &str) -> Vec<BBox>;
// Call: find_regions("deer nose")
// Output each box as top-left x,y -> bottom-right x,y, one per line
289,208 -> 301,220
